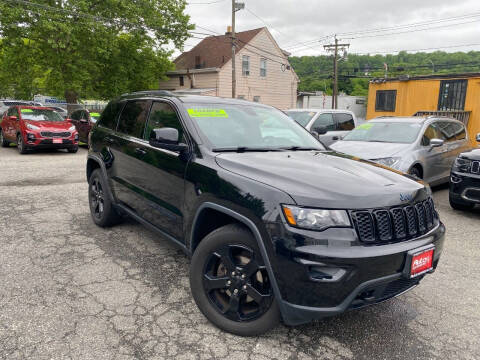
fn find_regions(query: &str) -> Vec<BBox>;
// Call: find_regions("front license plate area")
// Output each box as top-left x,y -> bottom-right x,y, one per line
53,139 -> 62,144
403,245 -> 435,278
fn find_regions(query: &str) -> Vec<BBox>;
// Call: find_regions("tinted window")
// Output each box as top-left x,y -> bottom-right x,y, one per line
375,90 -> 396,112
334,113 -> 355,131
117,100 -> 150,138
71,110 -> 81,120
422,123 -> 445,146
98,101 -> 124,130
312,113 -> 335,131
144,102 -> 184,141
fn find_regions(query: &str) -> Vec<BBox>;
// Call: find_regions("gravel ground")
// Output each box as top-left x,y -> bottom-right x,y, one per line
0,145 -> 479,360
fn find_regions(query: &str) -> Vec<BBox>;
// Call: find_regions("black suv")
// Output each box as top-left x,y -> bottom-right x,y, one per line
86,91 -> 445,336
449,133 -> 480,210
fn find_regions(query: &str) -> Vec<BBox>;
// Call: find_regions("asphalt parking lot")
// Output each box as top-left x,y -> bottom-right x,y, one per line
0,146 -> 479,360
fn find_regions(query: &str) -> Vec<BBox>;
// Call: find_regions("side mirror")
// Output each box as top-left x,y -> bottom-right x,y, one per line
313,126 -> 328,135
9,116 -> 18,121
476,133 -> 480,142
430,138 -> 444,148
149,128 -> 188,152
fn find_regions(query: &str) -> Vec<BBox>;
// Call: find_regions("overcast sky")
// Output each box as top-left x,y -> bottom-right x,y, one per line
177,0 -> 480,57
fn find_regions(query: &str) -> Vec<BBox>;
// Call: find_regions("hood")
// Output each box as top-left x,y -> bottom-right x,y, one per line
215,151 -> 428,209
23,120 -> 73,131
459,148 -> 480,161
330,141 -> 410,160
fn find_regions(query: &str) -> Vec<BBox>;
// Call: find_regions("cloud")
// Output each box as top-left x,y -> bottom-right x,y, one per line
178,0 -> 480,57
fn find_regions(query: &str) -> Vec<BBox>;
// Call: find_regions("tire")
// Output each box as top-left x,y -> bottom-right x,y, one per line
409,166 -> 422,179
88,169 -> 122,227
17,134 -> 27,154
0,129 -> 9,147
68,147 -> 78,153
190,223 -> 280,336
449,194 -> 474,211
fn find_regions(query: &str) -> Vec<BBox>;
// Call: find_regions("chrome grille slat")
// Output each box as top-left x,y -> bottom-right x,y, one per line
40,131 -> 71,138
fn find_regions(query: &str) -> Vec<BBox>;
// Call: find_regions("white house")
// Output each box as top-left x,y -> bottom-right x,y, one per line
158,27 -> 299,110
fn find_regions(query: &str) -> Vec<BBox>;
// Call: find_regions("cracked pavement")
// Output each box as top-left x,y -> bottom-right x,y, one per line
0,146 -> 479,359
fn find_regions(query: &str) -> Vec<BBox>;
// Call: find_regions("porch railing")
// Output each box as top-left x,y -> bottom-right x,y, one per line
413,110 -> 471,126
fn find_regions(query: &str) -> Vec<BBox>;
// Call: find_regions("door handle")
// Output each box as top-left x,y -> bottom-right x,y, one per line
135,147 -> 147,156
104,136 -> 114,144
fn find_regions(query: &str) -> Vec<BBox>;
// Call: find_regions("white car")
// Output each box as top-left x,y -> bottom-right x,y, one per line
286,109 -> 358,146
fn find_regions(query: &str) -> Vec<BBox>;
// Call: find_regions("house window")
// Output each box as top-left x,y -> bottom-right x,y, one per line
260,59 -> 267,77
179,76 -> 184,86
375,90 -> 396,112
195,56 -> 202,69
438,79 -> 467,111
242,55 -> 250,76
253,96 -> 260,102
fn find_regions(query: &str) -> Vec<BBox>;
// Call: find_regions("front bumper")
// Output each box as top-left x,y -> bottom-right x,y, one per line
450,171 -> 480,204
266,220 -> 445,325
23,131 -> 78,149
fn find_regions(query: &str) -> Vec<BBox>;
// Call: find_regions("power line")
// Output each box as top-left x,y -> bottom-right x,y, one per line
354,42 -> 480,55
235,38 -> 288,61
187,0 -> 227,5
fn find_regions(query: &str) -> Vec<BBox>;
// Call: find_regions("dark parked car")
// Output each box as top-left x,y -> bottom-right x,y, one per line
70,109 -> 101,144
0,106 -> 79,153
449,133 -> 480,210
86,91 -> 445,336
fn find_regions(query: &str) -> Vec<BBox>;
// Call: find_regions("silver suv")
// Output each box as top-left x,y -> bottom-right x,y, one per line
330,116 -> 471,185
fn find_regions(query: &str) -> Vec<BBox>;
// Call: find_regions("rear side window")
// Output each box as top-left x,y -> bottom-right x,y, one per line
311,113 -> 335,131
334,113 -> 355,131
98,101 -> 124,130
436,121 -> 463,143
117,100 -> 150,138
453,122 -> 466,140
144,102 -> 184,141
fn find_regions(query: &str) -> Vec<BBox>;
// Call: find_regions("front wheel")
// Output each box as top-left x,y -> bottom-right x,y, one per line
17,134 -> 27,154
0,129 -> 9,147
408,166 -> 422,179
190,224 -> 280,336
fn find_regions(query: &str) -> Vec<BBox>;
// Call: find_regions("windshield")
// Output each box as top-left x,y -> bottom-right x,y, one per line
285,111 -> 317,127
186,104 -> 324,151
90,112 -> 101,123
343,122 -> 422,144
20,108 -> 65,122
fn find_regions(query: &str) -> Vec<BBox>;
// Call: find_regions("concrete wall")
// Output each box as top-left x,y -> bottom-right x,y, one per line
297,94 -> 367,119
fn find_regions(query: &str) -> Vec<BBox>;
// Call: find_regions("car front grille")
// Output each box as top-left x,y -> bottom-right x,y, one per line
351,198 -> 437,245
471,161 -> 480,174
40,131 -> 71,138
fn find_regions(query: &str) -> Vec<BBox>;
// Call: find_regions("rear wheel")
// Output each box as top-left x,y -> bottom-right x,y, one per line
17,134 -> 27,154
449,194 -> 474,211
0,129 -> 9,147
190,224 -> 280,336
88,169 -> 122,227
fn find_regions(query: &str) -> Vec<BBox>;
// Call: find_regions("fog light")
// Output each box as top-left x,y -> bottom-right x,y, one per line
74,134 -> 79,141
451,174 -> 462,184
27,133 -> 35,141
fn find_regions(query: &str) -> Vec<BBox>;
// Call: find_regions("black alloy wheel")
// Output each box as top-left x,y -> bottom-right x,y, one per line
203,244 -> 273,322
89,177 -> 105,220
190,224 -> 280,336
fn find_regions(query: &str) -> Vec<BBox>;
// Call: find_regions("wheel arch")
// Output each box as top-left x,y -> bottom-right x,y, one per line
86,154 -> 116,204
408,162 -> 424,179
189,202 -> 286,316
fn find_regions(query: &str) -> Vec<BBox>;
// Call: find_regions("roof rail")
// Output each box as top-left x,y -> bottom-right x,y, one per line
121,90 -> 175,97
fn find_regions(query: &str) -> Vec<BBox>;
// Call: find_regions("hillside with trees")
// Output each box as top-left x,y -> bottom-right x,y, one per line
289,51 -> 480,96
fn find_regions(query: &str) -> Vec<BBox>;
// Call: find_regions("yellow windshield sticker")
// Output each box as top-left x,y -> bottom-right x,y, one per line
188,108 -> 228,118
21,109 -> 33,113
357,123 -> 373,130
90,112 -> 101,117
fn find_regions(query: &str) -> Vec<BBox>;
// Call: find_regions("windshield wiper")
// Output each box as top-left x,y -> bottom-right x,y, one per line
280,146 -> 322,151
212,147 -> 284,153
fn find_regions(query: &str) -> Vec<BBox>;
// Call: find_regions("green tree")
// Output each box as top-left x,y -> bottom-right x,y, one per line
0,0 -> 192,102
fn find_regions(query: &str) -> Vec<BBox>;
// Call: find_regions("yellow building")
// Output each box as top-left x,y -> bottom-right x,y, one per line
366,73 -> 480,146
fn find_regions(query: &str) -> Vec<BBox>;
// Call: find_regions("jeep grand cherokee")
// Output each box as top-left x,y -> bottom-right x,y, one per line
86,91 -> 445,336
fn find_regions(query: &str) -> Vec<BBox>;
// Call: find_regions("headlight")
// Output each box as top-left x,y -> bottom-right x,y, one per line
69,125 -> 76,131
282,205 -> 351,231
26,123 -> 40,130
371,157 -> 401,168
452,157 -> 472,173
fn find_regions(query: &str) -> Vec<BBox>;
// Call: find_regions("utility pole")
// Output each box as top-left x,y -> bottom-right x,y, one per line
324,35 -> 349,109
231,1 -> 244,98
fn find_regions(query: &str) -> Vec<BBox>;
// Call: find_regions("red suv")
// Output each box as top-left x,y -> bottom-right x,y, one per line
69,109 -> 101,144
0,106 -> 79,154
